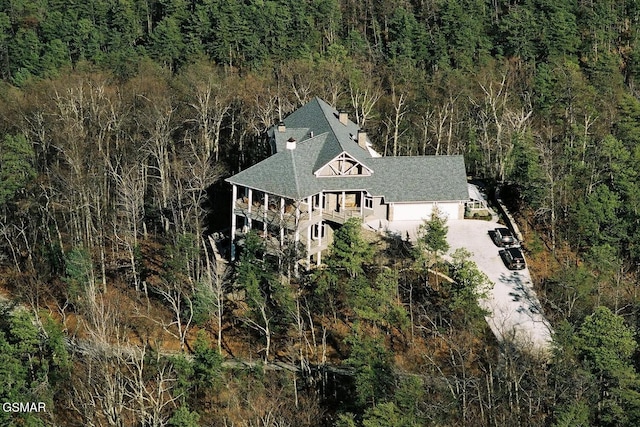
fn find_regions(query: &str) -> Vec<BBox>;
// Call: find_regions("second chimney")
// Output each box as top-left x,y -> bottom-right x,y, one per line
286,137 -> 296,150
278,121 -> 286,132
357,130 -> 367,149
339,111 -> 348,125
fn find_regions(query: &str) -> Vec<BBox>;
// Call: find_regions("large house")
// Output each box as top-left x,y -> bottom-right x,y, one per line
226,97 -> 468,267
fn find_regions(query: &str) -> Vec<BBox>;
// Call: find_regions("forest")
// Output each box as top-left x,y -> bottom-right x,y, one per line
2,0 -> 640,425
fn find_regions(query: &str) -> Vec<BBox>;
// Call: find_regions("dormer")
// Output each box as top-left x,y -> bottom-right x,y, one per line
314,151 -> 373,177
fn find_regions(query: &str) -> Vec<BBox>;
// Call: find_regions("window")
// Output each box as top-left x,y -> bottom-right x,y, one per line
312,222 -> 325,240
364,196 -> 373,210
313,193 -> 323,209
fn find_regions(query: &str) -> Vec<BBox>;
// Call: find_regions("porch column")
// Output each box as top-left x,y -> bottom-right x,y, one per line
263,193 -> 268,236
294,202 -> 300,243
231,184 -> 237,261
342,191 -> 345,213
317,248 -> 321,266
319,192 -> 323,217
360,191 -> 363,217
318,221 -> 322,258
306,224 -> 311,268
280,197 -> 285,247
247,188 -> 253,229
307,196 -> 312,221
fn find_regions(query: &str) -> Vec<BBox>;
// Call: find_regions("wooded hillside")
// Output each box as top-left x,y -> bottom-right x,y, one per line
2,1 -> 640,426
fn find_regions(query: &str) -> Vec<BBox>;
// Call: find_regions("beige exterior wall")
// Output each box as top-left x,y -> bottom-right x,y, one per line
372,197 -> 387,219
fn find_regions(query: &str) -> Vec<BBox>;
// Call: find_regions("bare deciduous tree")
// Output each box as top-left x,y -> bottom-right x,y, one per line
112,162 -> 147,292
471,67 -> 532,181
151,277 -> 194,352
204,235 -> 230,354
348,64 -> 382,129
125,345 -> 181,427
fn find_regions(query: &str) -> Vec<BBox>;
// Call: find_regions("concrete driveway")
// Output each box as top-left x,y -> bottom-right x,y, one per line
385,217 -> 553,351
446,219 -> 552,350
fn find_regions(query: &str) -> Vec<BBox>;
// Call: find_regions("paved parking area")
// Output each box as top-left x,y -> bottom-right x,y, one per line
446,219 -> 552,350
386,218 -> 553,351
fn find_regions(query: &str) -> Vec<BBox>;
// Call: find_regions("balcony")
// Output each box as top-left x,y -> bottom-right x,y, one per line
234,199 -> 311,230
321,208 -> 362,224
234,197 -> 365,229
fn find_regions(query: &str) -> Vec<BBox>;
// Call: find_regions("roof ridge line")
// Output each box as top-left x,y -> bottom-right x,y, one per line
315,98 -> 336,138
299,130 -> 329,144
290,148 -> 301,200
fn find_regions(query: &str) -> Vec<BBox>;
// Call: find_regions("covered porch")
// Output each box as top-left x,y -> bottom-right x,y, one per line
320,190 -> 374,224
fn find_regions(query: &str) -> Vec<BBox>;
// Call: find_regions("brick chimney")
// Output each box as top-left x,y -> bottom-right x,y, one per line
339,111 -> 348,125
278,121 -> 286,132
286,137 -> 296,150
357,130 -> 367,149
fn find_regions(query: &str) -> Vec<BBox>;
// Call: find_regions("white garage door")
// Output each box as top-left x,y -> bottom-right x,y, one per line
392,202 -> 461,221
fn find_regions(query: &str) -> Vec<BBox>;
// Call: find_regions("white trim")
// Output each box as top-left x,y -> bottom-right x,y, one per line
313,193 -> 322,209
313,151 -> 373,177
231,184 -> 237,260
280,197 -> 285,247
247,189 -> 253,228
306,225 -> 311,268
364,195 -> 373,210
312,222 -> 325,240
263,193 -> 268,236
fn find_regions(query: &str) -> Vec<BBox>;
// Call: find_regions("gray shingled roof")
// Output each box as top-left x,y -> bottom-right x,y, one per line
367,156 -> 468,202
228,133 -> 330,199
271,97 -> 372,167
227,97 -> 468,203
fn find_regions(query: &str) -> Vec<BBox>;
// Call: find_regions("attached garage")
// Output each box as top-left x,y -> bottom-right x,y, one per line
390,201 -> 463,221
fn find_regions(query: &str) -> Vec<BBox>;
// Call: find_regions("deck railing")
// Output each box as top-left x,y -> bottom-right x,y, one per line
234,199 -> 362,227
321,208 -> 361,224
234,200 -> 311,228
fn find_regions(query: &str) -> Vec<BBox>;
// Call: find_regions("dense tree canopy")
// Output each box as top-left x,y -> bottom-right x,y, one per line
1,0 -> 640,425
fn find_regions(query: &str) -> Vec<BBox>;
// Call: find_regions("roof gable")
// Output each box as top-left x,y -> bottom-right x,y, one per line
314,151 -> 373,177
